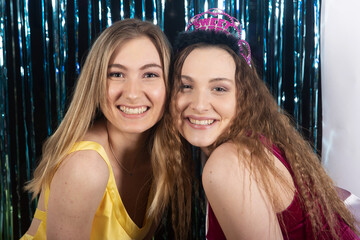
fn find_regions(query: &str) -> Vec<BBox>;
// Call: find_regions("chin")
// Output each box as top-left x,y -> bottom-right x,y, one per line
121,124 -> 155,134
186,138 -> 214,148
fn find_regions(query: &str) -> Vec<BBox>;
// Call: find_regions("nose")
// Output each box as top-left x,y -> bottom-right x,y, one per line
190,89 -> 210,112
123,79 -> 140,101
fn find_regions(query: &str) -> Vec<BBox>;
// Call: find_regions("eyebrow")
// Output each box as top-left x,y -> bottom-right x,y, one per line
181,75 -> 234,83
108,63 -> 162,70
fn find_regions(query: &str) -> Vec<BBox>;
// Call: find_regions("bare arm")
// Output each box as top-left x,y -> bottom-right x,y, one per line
47,150 -> 109,240
202,143 -> 284,240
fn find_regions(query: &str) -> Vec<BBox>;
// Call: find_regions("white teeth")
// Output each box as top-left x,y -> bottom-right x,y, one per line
189,118 -> 214,125
119,106 -> 147,114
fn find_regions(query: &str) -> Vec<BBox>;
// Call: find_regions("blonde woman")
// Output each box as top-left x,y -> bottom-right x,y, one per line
166,9 -> 360,239
21,19 -> 182,239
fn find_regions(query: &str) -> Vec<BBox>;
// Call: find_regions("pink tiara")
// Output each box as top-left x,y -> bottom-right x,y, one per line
186,8 -> 251,66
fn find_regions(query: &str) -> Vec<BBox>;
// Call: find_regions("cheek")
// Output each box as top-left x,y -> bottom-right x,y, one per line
107,83 -> 119,100
173,94 -> 186,128
220,95 -> 237,120
152,87 -> 166,100
228,101 -> 237,122
175,94 -> 187,112
149,84 -> 166,107
228,102 -> 237,119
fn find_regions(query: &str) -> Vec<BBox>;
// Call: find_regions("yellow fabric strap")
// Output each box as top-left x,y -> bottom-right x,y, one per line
44,184 -> 50,211
69,141 -> 112,169
19,233 -> 33,240
34,208 -> 46,221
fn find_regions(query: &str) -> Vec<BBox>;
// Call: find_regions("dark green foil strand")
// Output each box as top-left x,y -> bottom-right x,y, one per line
1,1 -> 13,239
0,1 -> 321,239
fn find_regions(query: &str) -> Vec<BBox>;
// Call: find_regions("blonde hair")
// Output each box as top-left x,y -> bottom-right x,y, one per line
25,18 -> 172,222
170,43 -> 359,239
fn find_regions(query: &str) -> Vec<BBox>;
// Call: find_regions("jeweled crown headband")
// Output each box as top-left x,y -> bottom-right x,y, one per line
186,8 -> 252,66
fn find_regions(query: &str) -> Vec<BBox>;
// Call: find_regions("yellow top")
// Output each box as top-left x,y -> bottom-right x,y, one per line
21,141 -> 153,240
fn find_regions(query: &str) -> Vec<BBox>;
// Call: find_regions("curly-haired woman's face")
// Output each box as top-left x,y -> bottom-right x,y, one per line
176,47 -> 236,151
104,36 -> 166,134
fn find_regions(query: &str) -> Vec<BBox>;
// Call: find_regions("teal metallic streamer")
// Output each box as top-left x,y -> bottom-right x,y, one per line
184,0 -> 191,29
7,1 -> 18,237
105,0 -> 112,26
238,0 -> 245,35
130,0 -> 135,18
269,0 -> 285,107
60,0 -> 68,120
245,0 -> 249,36
270,1 -> 278,97
207,0 -> 212,9
142,0 -> 146,20
197,0 -> 206,12
98,0 -> 102,30
120,0 -> 124,19
236,0 -> 240,14
263,0 -> 285,107
311,0 -> 320,150
74,0 -> 80,74
263,0 -> 269,84
42,0 -> 53,136
16,0 -> 36,233
160,0 -> 165,30
16,3 -> 27,225
52,0 -> 60,122
277,0 -> 284,107
224,0 -> 230,15
88,1 -> 92,44
23,0 -> 36,226
154,0 -> 165,30
293,0 -> 305,127
0,0 -> 13,238
152,0 -> 158,24
51,0 -> 68,123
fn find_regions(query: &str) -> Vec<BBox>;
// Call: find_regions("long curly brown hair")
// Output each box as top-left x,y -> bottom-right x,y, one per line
169,42 -> 359,239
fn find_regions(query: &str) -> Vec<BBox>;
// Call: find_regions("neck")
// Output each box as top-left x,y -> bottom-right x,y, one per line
106,121 -> 151,167
201,147 -> 210,157
200,149 -> 209,168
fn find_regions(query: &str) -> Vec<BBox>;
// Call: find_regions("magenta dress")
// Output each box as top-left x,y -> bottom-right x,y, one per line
206,145 -> 360,240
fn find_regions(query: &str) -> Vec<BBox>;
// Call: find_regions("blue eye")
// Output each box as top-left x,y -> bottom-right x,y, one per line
144,72 -> 159,78
180,84 -> 192,90
108,72 -> 124,78
213,87 -> 227,92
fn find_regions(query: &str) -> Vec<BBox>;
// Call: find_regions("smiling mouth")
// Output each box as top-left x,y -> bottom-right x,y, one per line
119,106 -> 148,114
188,118 -> 215,125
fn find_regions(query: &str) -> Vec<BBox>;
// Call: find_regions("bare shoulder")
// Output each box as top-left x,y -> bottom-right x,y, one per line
205,142 -> 239,167
54,147 -> 110,188
202,142 -> 244,189
50,148 -> 110,207
202,142 -> 283,239
47,148 -> 109,239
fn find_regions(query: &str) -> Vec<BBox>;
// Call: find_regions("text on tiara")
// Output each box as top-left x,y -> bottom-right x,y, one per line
193,18 -> 237,32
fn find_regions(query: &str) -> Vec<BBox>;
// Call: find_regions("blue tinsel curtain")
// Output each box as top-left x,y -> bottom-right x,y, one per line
0,0 -> 320,239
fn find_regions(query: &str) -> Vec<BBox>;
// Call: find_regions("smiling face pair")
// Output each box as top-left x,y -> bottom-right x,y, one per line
104,37 -> 237,148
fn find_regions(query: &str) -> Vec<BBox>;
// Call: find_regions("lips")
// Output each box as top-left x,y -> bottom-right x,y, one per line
188,118 -> 215,125
119,105 -> 148,115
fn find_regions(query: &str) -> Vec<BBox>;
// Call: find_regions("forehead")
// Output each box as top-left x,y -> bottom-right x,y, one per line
181,47 -> 236,79
109,36 -> 161,66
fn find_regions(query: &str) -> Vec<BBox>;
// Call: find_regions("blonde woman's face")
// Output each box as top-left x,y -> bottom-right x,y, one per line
104,36 -> 166,134
176,47 -> 236,150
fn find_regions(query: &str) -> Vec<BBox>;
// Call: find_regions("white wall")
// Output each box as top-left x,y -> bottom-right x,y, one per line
321,0 -> 360,196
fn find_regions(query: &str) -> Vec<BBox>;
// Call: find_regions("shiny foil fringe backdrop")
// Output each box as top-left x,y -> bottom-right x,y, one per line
0,0 -> 321,239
